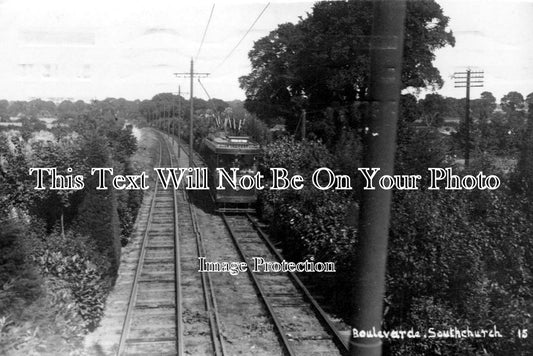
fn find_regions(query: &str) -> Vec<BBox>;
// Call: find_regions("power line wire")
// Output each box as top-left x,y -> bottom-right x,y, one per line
198,78 -> 214,102
198,78 -> 222,127
195,3 -> 215,62
211,2 -> 270,73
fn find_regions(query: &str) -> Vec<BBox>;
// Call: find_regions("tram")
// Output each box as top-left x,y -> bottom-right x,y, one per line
202,134 -> 262,213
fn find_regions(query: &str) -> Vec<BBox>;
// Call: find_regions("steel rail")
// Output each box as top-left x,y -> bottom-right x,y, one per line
183,188 -> 226,356
221,213 -> 297,356
117,138 -> 164,356
164,137 -> 185,356
246,213 -> 350,355
164,131 -> 225,356
169,128 -> 345,355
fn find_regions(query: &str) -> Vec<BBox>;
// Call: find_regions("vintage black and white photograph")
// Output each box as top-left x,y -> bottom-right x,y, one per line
0,0 -> 532,355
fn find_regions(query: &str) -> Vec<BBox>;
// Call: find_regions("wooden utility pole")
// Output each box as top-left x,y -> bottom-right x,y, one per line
454,69 -> 484,167
174,58 -> 209,166
301,109 -> 306,141
174,86 -> 189,159
177,86 -> 181,157
349,1 -> 406,356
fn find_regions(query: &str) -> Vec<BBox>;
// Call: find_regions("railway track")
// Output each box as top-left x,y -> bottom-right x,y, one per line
175,182 -> 225,355
117,129 -> 348,355
169,131 -> 349,355
117,133 -> 224,356
116,137 -> 178,355
116,136 -> 182,355
221,213 -> 349,356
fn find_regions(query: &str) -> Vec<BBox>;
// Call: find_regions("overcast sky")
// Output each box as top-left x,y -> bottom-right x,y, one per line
0,0 -> 531,103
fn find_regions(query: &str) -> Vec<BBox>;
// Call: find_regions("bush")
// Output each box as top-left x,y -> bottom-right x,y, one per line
117,162 -> 144,246
30,230 -> 110,330
0,276 -> 86,355
259,132 -> 533,355
243,115 -> 271,145
0,221 -> 42,316
0,221 -> 89,355
386,186 -> 533,355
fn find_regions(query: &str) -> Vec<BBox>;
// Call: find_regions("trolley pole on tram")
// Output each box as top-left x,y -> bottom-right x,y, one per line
349,1 -> 406,356
174,58 -> 209,166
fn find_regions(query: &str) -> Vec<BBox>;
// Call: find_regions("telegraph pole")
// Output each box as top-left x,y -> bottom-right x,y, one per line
175,86 -> 189,159
301,109 -> 306,141
174,58 -> 209,166
454,69 -> 484,167
177,86 -> 181,157
349,1 -> 406,356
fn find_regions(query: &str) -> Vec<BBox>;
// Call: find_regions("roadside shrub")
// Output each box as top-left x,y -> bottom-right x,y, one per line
386,186 -> 533,355
0,276 -> 86,355
31,230 -> 110,330
117,163 -> 143,246
243,115 -> 271,145
259,137 -> 356,277
0,221 -> 88,355
0,221 -> 42,316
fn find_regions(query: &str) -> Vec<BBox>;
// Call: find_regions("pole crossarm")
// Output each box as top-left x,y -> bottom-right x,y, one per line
173,59 -> 210,166
453,68 -> 484,167
174,72 -> 210,78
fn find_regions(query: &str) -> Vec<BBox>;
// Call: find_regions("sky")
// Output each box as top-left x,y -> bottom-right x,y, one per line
0,0 -> 531,103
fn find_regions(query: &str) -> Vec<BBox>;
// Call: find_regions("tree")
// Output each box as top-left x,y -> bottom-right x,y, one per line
399,94 -> 421,123
420,93 -> 447,126
0,135 -> 33,215
468,91 -> 497,152
514,108 -> 533,197
239,0 -> 455,142
525,92 -> 533,112
501,91 -> 525,112
29,140 -> 87,234
7,101 -> 26,118
57,100 -> 77,120
471,91 -> 496,121
0,100 -> 9,121
26,99 -> 56,118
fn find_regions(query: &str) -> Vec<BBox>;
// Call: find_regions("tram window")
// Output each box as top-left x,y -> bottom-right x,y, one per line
217,154 -> 256,173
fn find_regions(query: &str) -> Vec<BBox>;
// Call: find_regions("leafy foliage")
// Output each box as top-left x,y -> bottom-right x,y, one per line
31,230 -> 110,330
242,114 -> 271,145
501,91 -> 525,112
259,137 -> 357,288
240,0 -> 455,141
0,221 -> 87,355
387,184 -> 532,355
0,222 -> 42,316
28,139 -> 87,232
1,99 -> 142,353
0,135 -> 34,214
258,101 -> 533,354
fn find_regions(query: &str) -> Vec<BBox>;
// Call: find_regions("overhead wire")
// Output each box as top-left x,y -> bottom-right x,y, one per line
198,78 -> 213,102
211,2 -> 270,73
198,78 -> 222,127
195,3 -> 216,63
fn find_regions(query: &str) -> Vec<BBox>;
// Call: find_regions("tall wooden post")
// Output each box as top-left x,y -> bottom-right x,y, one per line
189,59 -> 194,166
349,1 -> 406,356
